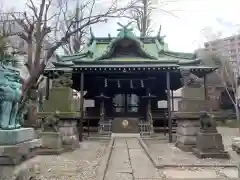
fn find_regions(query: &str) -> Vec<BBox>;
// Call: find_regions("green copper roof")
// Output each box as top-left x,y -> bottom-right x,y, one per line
51,22 -> 214,71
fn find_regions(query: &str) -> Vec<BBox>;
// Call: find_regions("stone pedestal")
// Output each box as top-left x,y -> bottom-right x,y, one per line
43,87 -> 75,112
112,117 -> 139,133
0,128 -> 41,180
37,113 -> 79,150
175,86 -> 209,152
193,129 -> 229,159
175,112 -> 200,152
38,131 -> 64,154
232,137 -> 240,154
59,118 -> 79,149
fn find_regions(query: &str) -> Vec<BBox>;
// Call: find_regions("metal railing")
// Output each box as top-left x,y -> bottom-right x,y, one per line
98,119 -> 112,137
139,120 -> 153,137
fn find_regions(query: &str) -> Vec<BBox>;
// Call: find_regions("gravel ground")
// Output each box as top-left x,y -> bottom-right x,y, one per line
35,140 -> 109,180
144,127 -> 240,166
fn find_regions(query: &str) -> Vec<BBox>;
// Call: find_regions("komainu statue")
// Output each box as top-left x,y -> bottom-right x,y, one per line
180,69 -> 204,88
52,73 -> 73,88
41,111 -> 60,132
199,111 -> 216,131
0,66 -> 22,130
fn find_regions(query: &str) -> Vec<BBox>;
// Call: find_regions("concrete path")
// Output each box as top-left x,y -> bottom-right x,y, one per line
104,138 -> 161,180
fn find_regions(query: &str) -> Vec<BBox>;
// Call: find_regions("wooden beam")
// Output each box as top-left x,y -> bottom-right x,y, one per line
79,72 -> 84,141
166,72 -> 172,143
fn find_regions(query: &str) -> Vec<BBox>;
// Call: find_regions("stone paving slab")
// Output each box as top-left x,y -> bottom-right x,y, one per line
127,138 -> 160,179
104,139 -> 133,180
162,168 -> 219,179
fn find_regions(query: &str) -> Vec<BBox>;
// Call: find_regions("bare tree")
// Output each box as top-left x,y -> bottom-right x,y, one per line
128,0 -> 178,36
201,28 -> 240,123
8,0 -> 137,102
55,0 -> 91,55
0,12 -> 22,66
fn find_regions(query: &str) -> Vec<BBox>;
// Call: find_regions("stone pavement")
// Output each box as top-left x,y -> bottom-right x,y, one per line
104,138 -> 162,180
104,137 -> 239,180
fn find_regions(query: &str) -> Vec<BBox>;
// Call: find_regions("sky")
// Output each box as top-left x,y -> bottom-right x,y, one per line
1,0 -> 240,52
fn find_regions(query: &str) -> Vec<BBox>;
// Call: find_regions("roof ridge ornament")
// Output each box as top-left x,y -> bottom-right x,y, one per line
117,21 -> 134,38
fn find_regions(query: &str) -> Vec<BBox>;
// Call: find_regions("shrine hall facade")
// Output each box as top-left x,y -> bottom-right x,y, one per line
43,23 -> 216,139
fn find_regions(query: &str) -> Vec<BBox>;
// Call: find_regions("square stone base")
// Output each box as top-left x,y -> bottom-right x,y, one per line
193,148 -> 229,159
39,131 -> 65,154
232,137 -> 240,154
0,128 -> 35,145
40,131 -> 63,149
36,147 -> 65,155
175,141 -> 195,152
232,143 -> 240,154
175,119 -> 200,152
0,139 -> 41,165
193,131 -> 229,159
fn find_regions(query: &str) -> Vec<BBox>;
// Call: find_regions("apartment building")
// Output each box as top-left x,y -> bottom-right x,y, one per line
203,34 -> 240,74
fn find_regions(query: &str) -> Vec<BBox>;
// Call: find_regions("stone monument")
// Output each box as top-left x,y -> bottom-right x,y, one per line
0,65 -> 41,179
38,111 -> 64,154
174,69 -> 208,151
193,111 -> 229,158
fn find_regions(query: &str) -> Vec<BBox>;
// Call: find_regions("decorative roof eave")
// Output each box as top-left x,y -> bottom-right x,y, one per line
72,65 -> 179,73
52,61 -> 74,67
72,58 -> 179,65
180,66 -> 218,77
162,50 -> 197,60
178,59 -> 202,65
61,52 -> 88,60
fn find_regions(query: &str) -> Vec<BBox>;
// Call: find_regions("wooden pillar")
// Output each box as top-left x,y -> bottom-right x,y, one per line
203,75 -> 207,100
79,72 -> 84,141
166,72 -> 172,143
45,76 -> 50,100
171,90 -> 174,111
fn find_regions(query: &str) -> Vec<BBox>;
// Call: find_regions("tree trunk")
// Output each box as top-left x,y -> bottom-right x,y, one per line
24,88 -> 39,128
